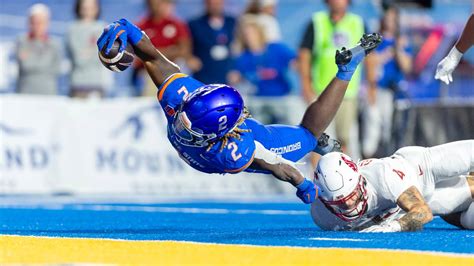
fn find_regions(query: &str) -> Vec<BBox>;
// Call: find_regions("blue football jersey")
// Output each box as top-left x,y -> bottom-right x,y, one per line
158,73 -> 317,174
158,73 -> 256,174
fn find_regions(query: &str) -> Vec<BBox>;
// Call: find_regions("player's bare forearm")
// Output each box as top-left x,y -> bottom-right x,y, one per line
132,35 -> 181,86
455,13 -> 474,53
250,158 -> 304,186
301,78 -> 349,138
396,186 -> 433,231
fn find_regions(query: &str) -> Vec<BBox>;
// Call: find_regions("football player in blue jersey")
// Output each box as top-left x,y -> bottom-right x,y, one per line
97,18 -> 381,204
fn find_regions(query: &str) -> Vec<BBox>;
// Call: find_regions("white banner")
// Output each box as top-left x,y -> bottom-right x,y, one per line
0,95 -> 292,196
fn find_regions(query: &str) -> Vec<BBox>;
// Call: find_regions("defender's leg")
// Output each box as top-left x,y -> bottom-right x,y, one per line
438,176 -> 474,229
395,140 -> 474,185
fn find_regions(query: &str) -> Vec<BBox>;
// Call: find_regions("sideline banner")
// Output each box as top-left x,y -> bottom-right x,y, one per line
0,95 -> 291,196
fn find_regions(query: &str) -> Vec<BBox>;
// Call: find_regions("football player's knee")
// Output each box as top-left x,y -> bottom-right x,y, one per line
467,176 -> 474,198
460,203 -> 474,229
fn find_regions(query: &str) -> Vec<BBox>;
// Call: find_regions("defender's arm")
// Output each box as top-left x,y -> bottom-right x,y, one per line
362,185 -> 433,233
396,186 -> 433,231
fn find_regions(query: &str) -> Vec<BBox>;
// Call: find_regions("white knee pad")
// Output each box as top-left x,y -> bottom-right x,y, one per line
460,203 -> 474,230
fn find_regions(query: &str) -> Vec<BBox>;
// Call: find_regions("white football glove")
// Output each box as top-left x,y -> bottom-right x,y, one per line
360,220 -> 402,233
434,47 -> 463,85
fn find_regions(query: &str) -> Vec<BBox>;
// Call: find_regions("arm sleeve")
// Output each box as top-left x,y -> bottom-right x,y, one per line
254,140 -> 302,175
299,22 -> 314,51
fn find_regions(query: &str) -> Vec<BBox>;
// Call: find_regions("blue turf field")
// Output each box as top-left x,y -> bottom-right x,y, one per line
1,198 -> 473,255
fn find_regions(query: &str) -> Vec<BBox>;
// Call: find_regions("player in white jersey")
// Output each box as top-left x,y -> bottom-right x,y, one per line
310,140 -> 474,232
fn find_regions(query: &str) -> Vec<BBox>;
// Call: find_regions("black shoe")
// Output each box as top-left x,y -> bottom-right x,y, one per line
314,133 -> 342,155
336,33 -> 383,65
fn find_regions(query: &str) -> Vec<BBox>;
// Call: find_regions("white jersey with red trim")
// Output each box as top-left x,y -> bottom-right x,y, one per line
311,156 -> 420,231
311,140 -> 474,231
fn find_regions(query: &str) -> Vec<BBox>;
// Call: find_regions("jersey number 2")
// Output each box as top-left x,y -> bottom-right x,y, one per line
227,142 -> 242,161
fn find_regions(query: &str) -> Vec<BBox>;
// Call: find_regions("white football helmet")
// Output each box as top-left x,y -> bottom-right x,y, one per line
313,152 -> 368,222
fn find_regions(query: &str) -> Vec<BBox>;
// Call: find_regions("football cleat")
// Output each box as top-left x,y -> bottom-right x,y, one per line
336,33 -> 382,65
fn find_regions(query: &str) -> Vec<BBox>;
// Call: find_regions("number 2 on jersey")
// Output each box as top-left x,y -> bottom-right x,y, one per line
227,142 -> 242,161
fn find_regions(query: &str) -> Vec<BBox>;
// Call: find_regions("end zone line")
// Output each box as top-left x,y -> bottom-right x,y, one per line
309,237 -> 369,242
0,203 -> 308,215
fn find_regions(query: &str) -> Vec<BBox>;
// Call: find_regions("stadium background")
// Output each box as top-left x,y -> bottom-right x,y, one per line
1,0 -> 473,264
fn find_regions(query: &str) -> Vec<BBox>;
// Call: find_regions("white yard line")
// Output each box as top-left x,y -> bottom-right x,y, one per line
309,237 -> 369,242
0,203 -> 308,216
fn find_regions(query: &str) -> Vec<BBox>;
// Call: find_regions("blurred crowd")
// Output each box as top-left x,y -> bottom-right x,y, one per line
10,0 -> 474,158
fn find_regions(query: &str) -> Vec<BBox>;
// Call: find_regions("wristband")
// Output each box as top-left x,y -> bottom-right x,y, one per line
336,70 -> 353,81
296,179 -> 312,190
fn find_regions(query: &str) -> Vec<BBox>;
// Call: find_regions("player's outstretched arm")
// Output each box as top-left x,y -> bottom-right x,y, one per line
435,13 -> 474,85
301,33 -> 382,138
97,18 -> 180,87
133,35 -> 181,87
250,141 -> 318,204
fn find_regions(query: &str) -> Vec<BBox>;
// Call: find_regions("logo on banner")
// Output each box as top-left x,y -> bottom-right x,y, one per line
96,104 -> 185,174
111,105 -> 163,141
0,121 -> 58,170
0,122 -> 33,136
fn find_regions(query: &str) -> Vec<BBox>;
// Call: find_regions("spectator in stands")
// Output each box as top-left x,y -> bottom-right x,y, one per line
244,0 -> 281,43
15,3 -> 61,95
133,0 -> 193,96
66,0 -> 109,98
187,0 -> 236,84
362,4 -> 412,158
298,0 -> 375,156
229,15 -> 296,124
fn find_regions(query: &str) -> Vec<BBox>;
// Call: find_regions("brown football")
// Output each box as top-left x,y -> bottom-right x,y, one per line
98,40 -> 135,72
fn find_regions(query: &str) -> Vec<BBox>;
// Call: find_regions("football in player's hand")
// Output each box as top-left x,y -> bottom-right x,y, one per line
98,40 -> 134,72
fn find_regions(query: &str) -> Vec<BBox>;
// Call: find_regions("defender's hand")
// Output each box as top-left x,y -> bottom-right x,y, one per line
361,220 -> 402,233
296,179 -> 318,204
435,47 -> 463,85
97,18 -> 143,55
336,33 -> 382,81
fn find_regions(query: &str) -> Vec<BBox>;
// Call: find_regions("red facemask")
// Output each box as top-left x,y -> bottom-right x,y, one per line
321,175 -> 368,222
